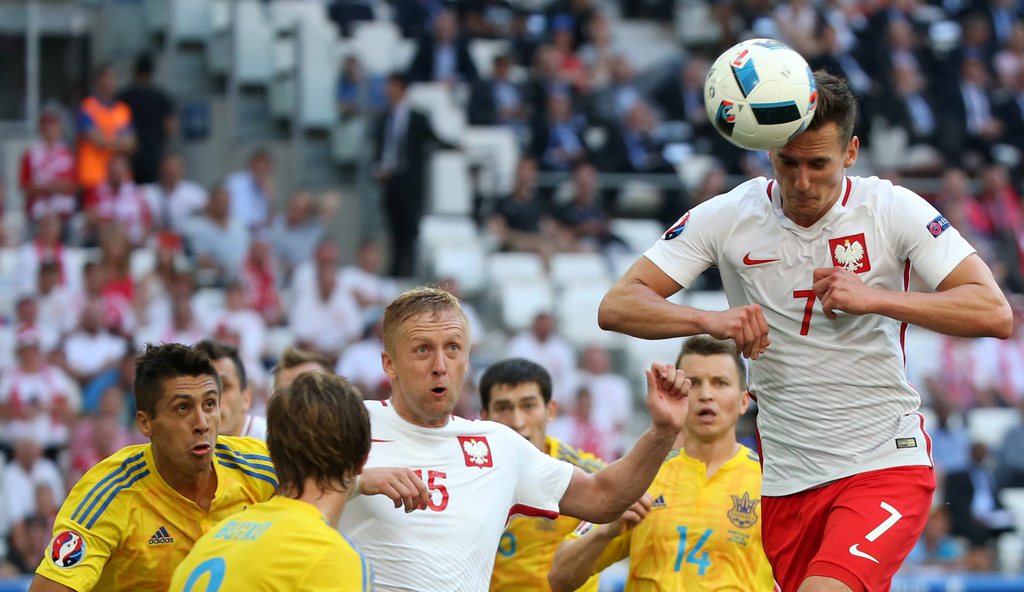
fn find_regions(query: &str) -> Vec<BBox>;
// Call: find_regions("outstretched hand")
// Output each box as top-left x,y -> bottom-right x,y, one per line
645,362 -> 690,433
357,467 -> 430,513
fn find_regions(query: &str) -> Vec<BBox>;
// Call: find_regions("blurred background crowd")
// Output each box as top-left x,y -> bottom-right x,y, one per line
1,0 -> 1024,584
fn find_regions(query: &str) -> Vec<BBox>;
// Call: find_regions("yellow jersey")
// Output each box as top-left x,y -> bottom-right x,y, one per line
588,446 -> 774,592
490,436 -> 604,592
36,436 -> 276,591
169,495 -> 372,591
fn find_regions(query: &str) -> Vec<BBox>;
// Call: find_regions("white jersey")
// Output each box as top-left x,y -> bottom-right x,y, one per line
240,414 -> 267,440
340,400 -> 575,591
646,176 -> 974,496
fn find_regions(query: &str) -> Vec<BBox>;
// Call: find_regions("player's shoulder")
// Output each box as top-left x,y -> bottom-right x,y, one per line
684,177 -> 773,224
548,436 -> 605,473
62,443 -> 152,528
214,436 -> 278,490
216,434 -> 270,457
737,444 -> 762,469
849,175 -> 926,208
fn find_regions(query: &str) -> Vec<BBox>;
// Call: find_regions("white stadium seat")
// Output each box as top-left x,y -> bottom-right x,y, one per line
499,279 -> 553,332
555,284 -> 622,349
487,252 -> 546,287
429,151 -> 472,215
966,408 -> 1021,451
610,218 -> 663,253
548,252 -> 610,291
431,243 -> 487,296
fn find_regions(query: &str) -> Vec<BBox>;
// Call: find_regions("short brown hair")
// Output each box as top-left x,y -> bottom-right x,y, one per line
676,336 -> 746,390
135,343 -> 221,416
807,71 -> 857,146
273,346 -> 332,381
267,372 -> 370,496
382,286 -> 468,353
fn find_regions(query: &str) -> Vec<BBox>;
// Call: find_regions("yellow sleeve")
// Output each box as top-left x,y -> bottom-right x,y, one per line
298,544 -> 372,591
34,467 -> 129,591
216,436 -> 278,501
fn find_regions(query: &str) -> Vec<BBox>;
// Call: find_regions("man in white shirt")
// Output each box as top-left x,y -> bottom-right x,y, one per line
339,286 -> 690,592
194,340 -> 266,440
0,438 -> 65,527
62,303 -> 128,385
506,312 -> 580,406
143,152 -> 207,234
598,72 -> 1012,592
578,345 -> 634,459
225,148 -> 276,230
289,264 -> 362,358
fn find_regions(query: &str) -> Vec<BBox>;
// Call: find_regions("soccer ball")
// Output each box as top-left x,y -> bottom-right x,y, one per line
703,38 -> 817,150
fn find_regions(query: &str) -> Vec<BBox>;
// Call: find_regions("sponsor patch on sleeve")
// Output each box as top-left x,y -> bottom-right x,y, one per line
926,215 -> 950,238
50,530 -> 86,568
662,211 -> 690,240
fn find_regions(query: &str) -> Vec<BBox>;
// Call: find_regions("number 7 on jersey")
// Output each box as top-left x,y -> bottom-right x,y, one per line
793,290 -> 816,336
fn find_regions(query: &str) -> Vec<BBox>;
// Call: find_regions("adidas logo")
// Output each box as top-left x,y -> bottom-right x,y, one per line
652,495 -> 667,508
148,526 -> 174,545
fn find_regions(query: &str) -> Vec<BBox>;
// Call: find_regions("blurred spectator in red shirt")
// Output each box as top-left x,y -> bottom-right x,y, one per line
19,108 -> 77,227
84,154 -> 153,247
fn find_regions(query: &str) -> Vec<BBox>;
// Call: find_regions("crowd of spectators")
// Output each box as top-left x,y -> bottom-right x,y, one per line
2,0 -> 1024,579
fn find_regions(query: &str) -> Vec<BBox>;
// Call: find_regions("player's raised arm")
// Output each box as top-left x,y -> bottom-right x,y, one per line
558,363 -> 688,523
599,257 -> 771,359
813,253 -> 1012,338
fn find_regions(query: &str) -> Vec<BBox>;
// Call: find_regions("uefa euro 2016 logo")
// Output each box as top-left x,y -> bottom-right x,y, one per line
727,492 -> 760,529
50,530 -> 86,568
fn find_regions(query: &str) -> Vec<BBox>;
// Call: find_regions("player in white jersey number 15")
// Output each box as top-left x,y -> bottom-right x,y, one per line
598,72 -> 1012,592
339,286 -> 690,592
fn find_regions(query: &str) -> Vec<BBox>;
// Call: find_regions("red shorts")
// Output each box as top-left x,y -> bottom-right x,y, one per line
761,466 -> 935,592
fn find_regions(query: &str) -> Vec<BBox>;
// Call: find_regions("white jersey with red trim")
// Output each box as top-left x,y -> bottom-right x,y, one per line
240,414 -> 266,440
645,176 -> 975,496
339,400 -> 575,591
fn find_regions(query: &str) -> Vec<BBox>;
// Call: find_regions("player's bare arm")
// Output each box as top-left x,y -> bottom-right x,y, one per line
547,495 -> 652,592
559,363 -> 687,523
600,257 -> 771,359
356,467 -> 430,512
812,253 -> 1012,338
28,576 -> 76,592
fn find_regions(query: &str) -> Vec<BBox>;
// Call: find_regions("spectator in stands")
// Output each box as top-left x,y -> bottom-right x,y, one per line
335,316 -> 390,400
925,335 -> 993,411
272,346 -> 333,391
76,62 -> 136,192
0,438 -> 64,546
80,350 -> 135,417
549,14 -> 586,93
143,152 -> 208,234
225,148 -> 277,230
15,213 -> 74,296
292,237 -> 340,303
578,12 -> 615,90
337,54 -> 388,118
532,91 -> 587,172
0,326 -> 79,453
928,396 -> 972,476
212,282 -> 267,381
269,190 -> 325,280
68,409 -> 132,486
241,233 -> 284,326
524,44 -> 569,120
186,183 -> 251,286
117,54 -> 175,184
901,508 -> 966,573
546,0 -> 596,49
506,311 -> 579,405
939,56 -> 1004,168
134,232 -> 184,330
556,161 -> 626,254
97,229 -> 136,333
975,164 -> 1024,291
807,21 -> 872,98
407,8 -> 479,84
10,297 -> 59,359
8,483 -> 61,575
340,238 -> 397,321
392,0 -> 443,39
773,0 -> 818,56
879,63 -> 945,174
600,55 -> 640,122
374,73 -> 457,277
289,262 -> 362,360
83,153 -> 153,247
468,53 -> 527,139
138,297 -> 206,346
489,157 -> 563,260
578,344 -> 632,459
994,22 -> 1024,89
34,261 -> 77,340
61,301 -> 129,386
549,386 -> 609,460
459,0 -> 515,39
995,68 -> 1024,164
996,392 -> 1024,488
945,442 -> 1016,556
19,108 -> 77,228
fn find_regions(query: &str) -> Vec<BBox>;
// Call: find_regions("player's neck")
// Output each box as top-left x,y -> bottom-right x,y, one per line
286,479 -> 350,525
683,435 -> 740,478
153,453 -> 218,511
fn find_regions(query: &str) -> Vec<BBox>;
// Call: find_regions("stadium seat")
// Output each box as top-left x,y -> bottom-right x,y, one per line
684,290 -> 729,312
966,408 -> 1021,451
462,126 -> 520,198
555,283 -> 622,349
548,252 -> 611,291
468,39 -> 509,78
998,532 -> 1023,574
350,21 -> 403,76
486,252 -> 546,287
610,218 -> 663,254
498,279 -> 554,332
232,0 -> 275,85
429,151 -> 472,215
419,214 -> 480,249
431,242 -> 487,296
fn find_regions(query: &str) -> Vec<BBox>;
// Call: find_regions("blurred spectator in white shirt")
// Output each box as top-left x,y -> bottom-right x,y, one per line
289,264 -> 362,360
506,311 -> 579,405
143,152 -> 207,234
61,302 -> 128,385
212,282 -> 267,376
34,261 -> 78,339
185,183 -> 251,286
340,239 -> 397,321
0,327 -> 80,451
269,190 -> 324,279
578,344 -> 632,459
225,148 -> 276,230
15,213 -> 77,297
0,438 -> 64,532
336,316 -> 390,400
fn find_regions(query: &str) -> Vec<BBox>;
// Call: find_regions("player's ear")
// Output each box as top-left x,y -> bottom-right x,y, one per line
739,390 -> 751,415
136,409 -> 153,438
242,387 -> 253,411
381,350 -> 396,380
844,136 -> 859,168
546,400 -> 558,421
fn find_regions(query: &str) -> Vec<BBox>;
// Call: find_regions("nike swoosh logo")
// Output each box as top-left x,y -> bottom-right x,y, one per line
743,253 -> 781,265
371,438 -> 396,443
848,544 -> 879,564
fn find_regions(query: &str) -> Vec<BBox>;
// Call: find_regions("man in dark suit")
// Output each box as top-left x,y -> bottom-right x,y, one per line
945,442 -> 1016,550
374,74 -> 457,277
406,9 -> 479,84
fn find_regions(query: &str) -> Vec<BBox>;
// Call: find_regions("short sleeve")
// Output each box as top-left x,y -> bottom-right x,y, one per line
643,200 -> 721,289
35,484 -> 122,591
884,186 -> 976,289
510,433 -> 574,516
